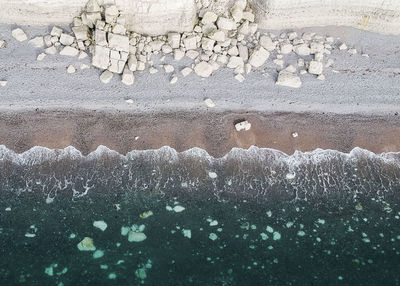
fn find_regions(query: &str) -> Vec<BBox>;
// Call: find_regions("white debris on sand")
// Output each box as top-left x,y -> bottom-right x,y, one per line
276,70 -> 302,88
93,220 -> 108,231
173,205 -> 185,213
12,28 -> 28,42
37,53 -> 46,61
204,98 -> 215,107
66,65 -> 76,74
208,171 -> 218,179
0,81 -> 7,87
28,37 -> 44,48
100,70 -> 113,84
194,61 -> 213,78
235,120 -> 251,131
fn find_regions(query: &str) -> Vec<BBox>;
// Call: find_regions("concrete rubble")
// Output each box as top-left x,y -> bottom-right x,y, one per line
18,0 -> 352,88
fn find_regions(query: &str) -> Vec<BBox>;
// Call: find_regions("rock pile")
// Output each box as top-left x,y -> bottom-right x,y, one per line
15,0 -> 356,88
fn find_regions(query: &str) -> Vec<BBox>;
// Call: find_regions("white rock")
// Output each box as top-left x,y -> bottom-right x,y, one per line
276,70 -> 302,88
80,64 -> 89,70
280,43 -> 293,54
93,220 -> 108,231
173,205 -> 185,213
0,81 -> 7,87
235,120 -> 251,131
317,74 -> 326,80
170,76 -> 178,84
100,70 -> 113,84
60,46 -> 79,57
149,67 -> 158,74
92,45 -> 110,69
234,73 -> 245,82
78,51 -> 88,59
181,67 -> 192,77
59,33 -> 74,46
182,229 -> 192,239
149,40 -> 164,51
208,171 -> 217,178
186,50 -> 199,59
28,36 -> 44,48
164,65 -> 174,73
202,11 -> 218,25
168,33 -> 181,49
128,231 -> 147,242
204,98 -> 215,107
44,46 -> 57,55
77,237 -> 96,251
72,26 -> 89,41
194,61 -> 213,78
325,59 -> 334,68
273,59 -> 284,67
294,44 -> 310,56
242,11 -> 255,22
108,33 -> 129,52
137,61 -> 146,71
66,65 -> 76,74
183,36 -> 197,50
208,30 -> 225,42
202,38 -> 215,51
108,58 -> 126,74
339,43 -> 348,50
112,24 -> 126,35
174,49 -> 185,61
37,53 -> 46,61
231,4 -> 244,22
227,56 -> 244,69
238,45 -> 248,61
94,29 -> 108,46
12,28 -> 28,42
248,46 -> 269,68
50,26 -> 62,37
310,42 -> 324,54
217,17 -> 236,30
259,35 -> 276,51
105,5 -> 119,23
43,35 -> 52,47
127,55 -> 138,71
93,250 -> 104,259
121,67 -> 134,85
209,233 -> 218,241
162,44 -> 173,54
285,65 -> 297,73
308,60 -> 323,75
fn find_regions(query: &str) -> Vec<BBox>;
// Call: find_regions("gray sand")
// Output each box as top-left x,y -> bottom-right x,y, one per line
0,25 -> 399,115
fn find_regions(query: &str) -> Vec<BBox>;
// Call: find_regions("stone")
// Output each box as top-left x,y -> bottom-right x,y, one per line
238,45 -> 249,61
317,74 -> 326,80
204,98 -> 215,107
194,61 -> 213,78
105,5 -> 119,23
12,28 -> 28,42
234,73 -> 245,82
280,43 -> 293,54
162,44 -> 173,54
181,67 -> 192,77
231,4 -> 244,22
310,42 -> 324,54
92,45 -> 110,69
168,33 -> 181,49
112,24 -> 126,35
37,53 -> 46,61
108,59 -> 126,74
164,65 -> 174,73
44,35 -> 52,47
60,46 -> 79,57
174,50 -> 185,61
127,55 -> 138,71
50,26 -> 62,37
308,60 -> 323,75
242,11 -> 255,22
235,120 -> 251,131
100,70 -> 113,84
186,50 -> 199,59
294,44 -> 311,56
285,65 -> 297,73
44,46 -> 57,55
170,76 -> 178,84
80,64 -> 90,70
77,237 -> 96,251
259,36 -> 276,51
248,46 -> 269,68
95,30 -> 107,46
59,34 -> 74,46
202,38 -> 215,51
121,67 -> 135,85
149,40 -> 164,51
93,220 -> 108,231
183,36 -> 197,50
128,231 -> 147,242
28,37 -> 44,48
108,33 -> 129,52
208,30 -> 226,42
86,0 -> 101,13
78,51 -> 88,59
0,81 -> 7,87
149,67 -> 158,74
217,17 -> 236,30
202,11 -> 218,25
228,46 -> 239,56
72,26 -> 89,41
276,70 -> 302,88
136,61 -> 146,71
227,56 -> 244,69
238,21 -> 249,35
66,65 -> 76,73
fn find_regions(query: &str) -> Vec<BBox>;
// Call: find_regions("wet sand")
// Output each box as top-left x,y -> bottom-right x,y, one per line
0,109 -> 399,157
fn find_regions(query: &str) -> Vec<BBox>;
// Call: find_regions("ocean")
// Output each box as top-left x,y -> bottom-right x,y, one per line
0,145 -> 399,285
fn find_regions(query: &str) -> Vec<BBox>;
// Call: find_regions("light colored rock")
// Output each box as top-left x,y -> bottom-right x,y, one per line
317,74 -> 326,80
28,36 -> 44,48
170,75 -> 178,84
234,73 -> 245,82
72,26 -> 89,41
92,45 -> 110,69
50,26 -> 62,37
108,33 -> 129,52
149,67 -> 158,74
43,35 -> 52,47
66,65 -> 76,73
183,35 -> 197,50
248,46 -> 269,67
122,67 -> 135,85
174,49 -> 185,61
93,220 -> 108,231
181,67 -> 192,77
294,44 -> 310,56
276,70 -> 302,88
204,98 -> 215,107
308,60 -> 323,75
37,53 -> 46,61
235,120 -> 251,131
44,46 -> 57,55
127,55 -> 138,71
77,237 -> 96,251
280,43 -> 293,54
339,43 -> 348,50
0,80 -> 7,87
94,29 -> 107,46
12,28 -> 28,42
100,70 -> 113,84
60,46 -> 79,56
217,17 -> 236,30
168,33 -> 181,49
202,38 -> 215,51
202,11 -> 218,25
105,5 -> 119,23
231,4 -> 244,22
78,51 -> 88,59
128,231 -> 147,242
59,33 -> 74,46
227,56 -> 244,69
194,61 -> 213,77
112,24 -> 126,35
80,63 -> 89,70
108,58 -> 126,74
186,50 -> 199,59
259,35 -> 276,51
164,65 -> 174,73
208,30 -> 226,42
238,45 -> 249,61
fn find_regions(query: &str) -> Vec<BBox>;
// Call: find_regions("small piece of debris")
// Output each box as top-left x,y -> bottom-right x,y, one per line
204,98 -> 215,108
100,70 -> 113,84
77,237 -> 96,251
0,81 -> 7,87
140,210 -> 153,219
37,53 -> 46,61
128,231 -> 147,242
93,220 -> 108,231
67,65 -> 76,74
235,120 -> 251,131
12,28 -> 28,42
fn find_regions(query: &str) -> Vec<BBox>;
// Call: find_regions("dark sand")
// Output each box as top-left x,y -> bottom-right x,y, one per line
0,109 -> 399,157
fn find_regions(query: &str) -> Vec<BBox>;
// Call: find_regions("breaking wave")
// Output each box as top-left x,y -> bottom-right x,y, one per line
0,145 -> 399,205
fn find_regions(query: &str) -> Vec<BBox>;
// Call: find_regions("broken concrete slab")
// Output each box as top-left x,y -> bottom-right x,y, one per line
12,28 -> 28,42
59,46 -> 79,57
276,70 -> 302,88
92,45 -> 110,70
108,33 -> 129,52
248,46 -> 269,68
60,33 -> 75,46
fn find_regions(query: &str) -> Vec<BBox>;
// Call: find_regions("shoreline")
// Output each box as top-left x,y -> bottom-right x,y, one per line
0,109 -> 399,157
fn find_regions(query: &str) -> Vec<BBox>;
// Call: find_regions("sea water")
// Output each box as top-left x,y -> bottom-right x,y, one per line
0,145 -> 399,285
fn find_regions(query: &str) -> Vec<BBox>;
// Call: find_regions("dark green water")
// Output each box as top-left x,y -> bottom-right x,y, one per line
0,146 -> 399,285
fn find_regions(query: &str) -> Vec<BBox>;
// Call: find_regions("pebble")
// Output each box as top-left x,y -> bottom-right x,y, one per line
204,98 -> 215,107
276,70 -> 302,88
173,205 -> 185,213
164,65 -> 174,73
93,220 -> 108,231
128,231 -> 147,242
308,61 -> 323,75
234,74 -> 245,82
37,53 -> 46,61
170,76 -> 178,84
0,40 -> 7,48
194,61 -> 213,78
66,65 -> 76,74
235,120 -> 251,131
100,70 -> 113,84
0,81 -> 7,87
208,171 -> 217,179
12,28 -> 28,42
77,237 -> 96,251
44,46 -> 57,55
181,67 -> 193,77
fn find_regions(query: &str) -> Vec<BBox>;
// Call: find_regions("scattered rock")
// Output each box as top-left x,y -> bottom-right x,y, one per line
67,65 -> 76,74
170,75 -> 178,84
235,120 -> 251,131
50,26 -> 62,37
204,98 -> 215,107
128,231 -> 147,242
194,61 -> 213,78
140,210 -> 153,219
248,46 -> 269,68
93,220 -> 108,231
77,237 -> 96,251
173,205 -> 185,213
308,60 -> 323,75
12,28 -> 28,42
181,67 -> 192,77
276,70 -> 302,88
100,70 -> 113,84
37,53 -> 46,61
234,73 -> 245,82
0,81 -> 8,87
0,40 -> 7,48
60,46 -> 79,57
59,34 -> 75,46
121,67 -> 134,85
28,37 -> 44,48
